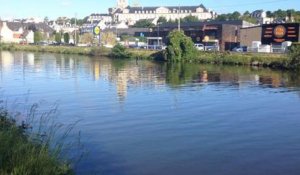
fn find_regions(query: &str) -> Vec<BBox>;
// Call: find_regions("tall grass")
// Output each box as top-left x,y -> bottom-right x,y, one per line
0,44 -> 110,57
0,100 -> 82,175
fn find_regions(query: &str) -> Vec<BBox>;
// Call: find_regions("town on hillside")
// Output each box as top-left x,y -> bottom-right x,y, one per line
0,0 -> 299,53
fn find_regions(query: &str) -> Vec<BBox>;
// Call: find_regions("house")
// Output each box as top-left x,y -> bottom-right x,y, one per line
0,21 -> 54,44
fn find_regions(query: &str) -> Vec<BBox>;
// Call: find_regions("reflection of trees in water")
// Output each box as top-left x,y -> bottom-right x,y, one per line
165,62 -> 300,90
2,51 -> 300,100
165,63 -> 202,87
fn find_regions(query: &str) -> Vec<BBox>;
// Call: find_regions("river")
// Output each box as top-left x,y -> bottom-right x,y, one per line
1,51 -> 300,175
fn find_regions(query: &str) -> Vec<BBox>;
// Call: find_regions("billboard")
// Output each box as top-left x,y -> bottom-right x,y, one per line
261,23 -> 299,44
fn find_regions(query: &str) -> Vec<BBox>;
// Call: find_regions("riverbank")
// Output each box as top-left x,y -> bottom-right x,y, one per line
193,51 -> 291,69
0,44 -> 158,60
0,106 -> 74,175
0,43 -> 296,69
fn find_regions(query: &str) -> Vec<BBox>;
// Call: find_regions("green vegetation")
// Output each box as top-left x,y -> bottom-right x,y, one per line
266,9 -> 300,22
110,44 -> 132,58
64,33 -> 70,44
0,105 -> 74,175
215,11 -> 257,23
0,41 -> 299,70
0,44 -> 110,56
34,31 -> 43,44
165,30 -> 198,62
194,51 -> 290,68
132,19 -> 155,28
288,43 -> 300,69
80,33 -> 94,45
214,9 -> 300,23
55,33 -> 62,44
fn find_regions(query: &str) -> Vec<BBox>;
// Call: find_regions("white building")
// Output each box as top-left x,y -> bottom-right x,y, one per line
87,14 -> 113,24
0,21 -> 34,43
251,10 -> 273,24
110,0 -> 217,25
0,21 -> 54,44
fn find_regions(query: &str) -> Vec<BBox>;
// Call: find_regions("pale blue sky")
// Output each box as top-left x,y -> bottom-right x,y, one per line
0,0 -> 299,20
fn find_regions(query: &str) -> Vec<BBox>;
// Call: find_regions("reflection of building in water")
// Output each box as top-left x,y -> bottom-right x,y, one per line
116,71 -> 128,102
25,53 -> 35,66
1,51 -> 14,71
259,74 -> 284,88
93,61 -> 101,81
237,75 -> 260,87
200,71 -> 208,83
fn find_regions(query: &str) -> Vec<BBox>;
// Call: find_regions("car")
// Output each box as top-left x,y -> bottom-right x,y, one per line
232,46 -> 247,52
195,43 -> 204,51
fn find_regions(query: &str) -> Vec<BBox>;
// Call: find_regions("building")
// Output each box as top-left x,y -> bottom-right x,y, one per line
87,13 -> 113,25
0,21 -> 54,44
109,0 -> 217,25
137,20 -> 255,51
240,23 -> 300,48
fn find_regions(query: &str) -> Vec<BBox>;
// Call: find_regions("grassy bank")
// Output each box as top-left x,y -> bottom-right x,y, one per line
0,106 -> 74,175
193,51 -> 291,69
0,44 -> 111,57
0,43 -> 297,69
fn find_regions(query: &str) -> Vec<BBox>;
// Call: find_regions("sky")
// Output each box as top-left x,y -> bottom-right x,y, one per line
0,0 -> 299,20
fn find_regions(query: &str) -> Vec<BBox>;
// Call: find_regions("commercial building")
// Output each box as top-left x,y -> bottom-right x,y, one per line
240,23 -> 300,48
137,20 -> 255,51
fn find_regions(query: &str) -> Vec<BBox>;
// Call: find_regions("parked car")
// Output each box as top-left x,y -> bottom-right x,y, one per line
232,46 -> 247,52
195,43 -> 204,51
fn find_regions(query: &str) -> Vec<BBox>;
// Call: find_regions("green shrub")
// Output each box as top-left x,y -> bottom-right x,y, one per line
110,44 -> 132,58
165,30 -> 198,62
289,43 -> 300,69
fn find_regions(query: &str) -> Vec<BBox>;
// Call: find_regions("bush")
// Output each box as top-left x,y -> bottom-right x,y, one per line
289,43 -> 300,69
110,44 -> 132,58
165,30 -> 198,62
0,103 -> 79,175
34,31 -> 43,44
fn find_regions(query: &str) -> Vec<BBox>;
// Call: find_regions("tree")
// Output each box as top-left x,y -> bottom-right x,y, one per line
73,32 -> 79,45
34,31 -> 43,44
63,33 -> 70,44
273,9 -> 287,18
157,16 -> 167,24
110,44 -> 132,58
80,33 -> 94,44
229,11 -> 241,20
243,11 -> 251,17
44,17 -> 49,24
165,30 -> 198,62
132,19 -> 155,28
55,33 -> 62,43
182,15 -> 200,23
101,32 -> 117,46
215,14 -> 229,21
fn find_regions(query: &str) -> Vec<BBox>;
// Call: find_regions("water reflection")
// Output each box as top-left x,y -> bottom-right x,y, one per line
1,51 -> 300,101
2,51 -> 300,175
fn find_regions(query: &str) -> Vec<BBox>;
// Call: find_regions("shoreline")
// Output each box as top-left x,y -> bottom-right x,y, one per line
0,44 -> 294,69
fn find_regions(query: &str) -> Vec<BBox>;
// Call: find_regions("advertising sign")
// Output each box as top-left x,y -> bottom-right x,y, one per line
262,23 -> 299,44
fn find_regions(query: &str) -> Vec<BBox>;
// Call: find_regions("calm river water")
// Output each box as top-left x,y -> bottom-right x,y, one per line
1,51 -> 300,175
